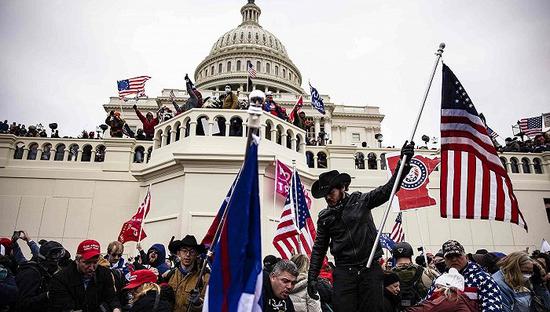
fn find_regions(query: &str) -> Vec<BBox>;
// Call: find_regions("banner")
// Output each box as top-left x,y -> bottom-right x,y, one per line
275,160 -> 312,208
386,153 -> 440,211
118,188 -> 151,244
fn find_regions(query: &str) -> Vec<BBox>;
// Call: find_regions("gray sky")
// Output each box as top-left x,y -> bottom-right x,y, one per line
1,0 -> 549,146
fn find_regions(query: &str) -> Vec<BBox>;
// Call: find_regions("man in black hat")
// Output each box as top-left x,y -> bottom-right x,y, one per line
15,240 -> 65,312
307,142 -> 414,312
167,235 -> 209,312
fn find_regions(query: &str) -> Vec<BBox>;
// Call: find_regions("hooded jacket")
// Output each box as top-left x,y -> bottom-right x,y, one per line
140,244 -> 170,276
134,109 -> 159,138
289,273 -> 321,312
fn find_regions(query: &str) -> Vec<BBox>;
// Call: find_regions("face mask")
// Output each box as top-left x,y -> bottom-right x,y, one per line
523,274 -> 532,281
225,88 -> 231,94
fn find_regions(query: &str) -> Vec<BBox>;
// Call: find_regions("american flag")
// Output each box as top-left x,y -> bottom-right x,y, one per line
247,61 -> 257,78
518,116 -> 542,137
486,126 -> 499,140
273,171 -> 316,259
440,64 -> 527,230
389,212 -> 405,243
117,76 -> 151,99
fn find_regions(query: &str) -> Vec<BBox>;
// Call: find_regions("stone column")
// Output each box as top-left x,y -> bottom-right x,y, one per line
91,150 -> 97,162
281,133 -> 288,147
170,130 -> 177,143
208,122 -> 214,136
225,122 -> 230,137
313,155 -> 318,169
162,134 -> 168,146
299,141 -> 306,153
76,149 -> 83,162
271,129 -> 277,142
178,126 -> 184,139
189,121 -> 197,136
22,148 -> 29,160
291,137 -> 297,151
36,149 -> 43,161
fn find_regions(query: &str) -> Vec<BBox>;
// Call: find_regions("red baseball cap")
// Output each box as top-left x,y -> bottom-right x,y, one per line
77,240 -> 100,260
124,269 -> 158,290
0,238 -> 12,256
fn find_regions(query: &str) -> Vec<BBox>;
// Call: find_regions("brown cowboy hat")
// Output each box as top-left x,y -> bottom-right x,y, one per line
311,170 -> 351,199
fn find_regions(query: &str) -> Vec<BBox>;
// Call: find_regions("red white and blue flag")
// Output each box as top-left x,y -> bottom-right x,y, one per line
273,170 -> 317,259
203,139 -> 262,312
389,212 -> 405,243
386,153 -> 440,211
117,76 -> 151,99
518,116 -> 543,137
440,64 -> 527,230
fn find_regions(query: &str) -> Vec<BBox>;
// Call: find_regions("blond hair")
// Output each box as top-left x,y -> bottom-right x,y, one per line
290,254 -> 309,274
107,241 -> 124,255
132,282 -> 160,303
497,251 -> 532,291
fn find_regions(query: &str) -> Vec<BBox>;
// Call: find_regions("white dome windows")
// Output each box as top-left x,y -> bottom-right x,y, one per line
227,61 -> 232,72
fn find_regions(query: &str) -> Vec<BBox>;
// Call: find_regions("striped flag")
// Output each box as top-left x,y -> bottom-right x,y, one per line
440,64 -> 527,230
518,116 -> 543,137
117,76 -> 151,99
273,170 -> 316,259
486,126 -> 499,140
288,95 -> 304,123
389,212 -> 405,243
247,61 -> 257,78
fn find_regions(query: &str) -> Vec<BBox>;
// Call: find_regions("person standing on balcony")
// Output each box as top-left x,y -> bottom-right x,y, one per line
222,85 -> 239,109
133,105 -> 158,141
307,142 -> 415,312
105,111 -> 124,138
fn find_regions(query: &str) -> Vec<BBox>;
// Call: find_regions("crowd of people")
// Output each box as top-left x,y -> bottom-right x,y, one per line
1,230 -> 549,312
498,134 -> 550,153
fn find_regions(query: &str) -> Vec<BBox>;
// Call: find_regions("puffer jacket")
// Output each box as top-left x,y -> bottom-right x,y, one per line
309,166 -> 410,279
289,273 -> 322,312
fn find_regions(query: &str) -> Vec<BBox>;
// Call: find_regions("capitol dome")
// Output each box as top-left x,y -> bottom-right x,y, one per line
194,0 -> 303,95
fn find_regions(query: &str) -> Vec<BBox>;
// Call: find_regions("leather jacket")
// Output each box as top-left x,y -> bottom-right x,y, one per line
309,164 -> 410,280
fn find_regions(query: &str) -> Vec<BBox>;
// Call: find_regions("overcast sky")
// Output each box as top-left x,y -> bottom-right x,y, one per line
1,0 -> 549,146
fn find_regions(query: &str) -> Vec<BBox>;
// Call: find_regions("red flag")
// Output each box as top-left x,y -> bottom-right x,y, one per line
118,188 -> 151,244
275,160 -> 312,208
288,95 -> 304,122
386,153 -> 440,211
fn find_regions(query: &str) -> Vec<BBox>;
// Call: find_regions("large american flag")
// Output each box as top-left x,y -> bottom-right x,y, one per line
247,61 -> 257,78
273,171 -> 316,259
117,76 -> 151,99
440,64 -> 527,230
389,212 -> 405,243
518,116 -> 542,137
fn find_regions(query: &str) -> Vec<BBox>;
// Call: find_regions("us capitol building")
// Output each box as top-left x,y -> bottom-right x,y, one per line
1,0 -> 549,258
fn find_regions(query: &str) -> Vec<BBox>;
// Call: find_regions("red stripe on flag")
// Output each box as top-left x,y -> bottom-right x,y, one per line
481,160 -> 491,220
466,153 -> 476,219
452,151 -> 462,219
440,150 -> 448,218
495,177 -> 505,221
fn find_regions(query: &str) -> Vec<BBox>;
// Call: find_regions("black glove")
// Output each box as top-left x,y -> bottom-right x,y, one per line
184,73 -> 190,81
400,140 -> 415,164
307,277 -> 319,300
110,110 -> 114,116
189,288 -> 201,306
132,104 -> 137,110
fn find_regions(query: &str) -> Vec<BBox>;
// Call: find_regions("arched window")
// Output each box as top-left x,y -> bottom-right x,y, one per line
237,60 -> 242,71
211,65 -> 214,75
94,145 -> 106,162
283,68 -> 286,78
521,158 -> 531,174
229,117 -> 243,137
27,143 -> 38,160
265,121 -> 272,140
41,143 -> 52,160
146,147 -> 153,163
289,72 -> 293,81
205,68 -> 208,76
68,144 -> 79,161
13,142 -> 24,159
266,63 -> 271,74
317,152 -> 327,169
500,157 -> 508,171
286,130 -> 293,149
165,126 -> 172,145
54,144 -> 66,161
81,145 -> 92,162
196,117 -> 208,136
218,63 -> 223,74
275,65 -> 279,76
355,152 -> 365,169
533,158 -> 543,174
306,151 -> 314,168
214,116 -> 226,136
380,153 -> 387,170
276,125 -> 284,145
256,61 -> 261,73
227,61 -> 232,72
510,157 -> 519,173
134,146 -> 145,163
367,152 -> 377,170
174,123 -> 181,141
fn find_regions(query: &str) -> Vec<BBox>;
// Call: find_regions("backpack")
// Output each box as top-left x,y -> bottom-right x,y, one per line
393,265 -> 427,308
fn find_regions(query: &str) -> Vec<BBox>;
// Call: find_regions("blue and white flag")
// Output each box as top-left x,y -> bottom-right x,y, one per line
309,83 -> 325,115
203,139 -> 262,312
380,233 -> 396,251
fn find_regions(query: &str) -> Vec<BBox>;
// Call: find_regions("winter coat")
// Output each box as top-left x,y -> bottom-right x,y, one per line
289,273 -> 322,312
426,261 -> 503,312
15,261 -> 52,312
168,266 -> 210,312
105,115 -> 124,137
382,289 -> 400,312
223,92 -> 239,109
0,264 -> 17,309
392,263 -> 439,308
135,109 -> 159,138
309,168 -> 408,279
129,290 -> 172,312
406,291 -> 478,312
140,244 -> 171,276
492,270 -> 531,312
262,272 -> 295,312
48,261 -> 121,312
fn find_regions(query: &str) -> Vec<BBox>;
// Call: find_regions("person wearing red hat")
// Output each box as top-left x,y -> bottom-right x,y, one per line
124,269 -> 172,311
48,239 -> 122,312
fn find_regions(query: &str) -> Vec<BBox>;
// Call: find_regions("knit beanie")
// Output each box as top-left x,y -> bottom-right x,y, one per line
384,271 -> 400,287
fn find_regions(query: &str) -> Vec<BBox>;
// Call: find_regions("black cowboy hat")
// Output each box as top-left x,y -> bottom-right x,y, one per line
311,170 -> 351,199
169,235 -> 206,255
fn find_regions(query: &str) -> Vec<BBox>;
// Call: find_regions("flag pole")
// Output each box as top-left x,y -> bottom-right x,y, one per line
292,159 -> 303,254
187,91 -> 264,312
414,209 -> 429,268
136,184 -> 151,255
367,43 -> 445,268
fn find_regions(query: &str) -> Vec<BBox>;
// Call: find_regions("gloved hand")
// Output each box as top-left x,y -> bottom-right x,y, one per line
132,104 -> 137,110
184,73 -> 190,81
400,140 -> 415,164
307,277 -> 319,300
189,288 -> 201,306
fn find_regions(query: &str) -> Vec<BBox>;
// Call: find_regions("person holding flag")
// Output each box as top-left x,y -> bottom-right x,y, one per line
307,142 -> 415,312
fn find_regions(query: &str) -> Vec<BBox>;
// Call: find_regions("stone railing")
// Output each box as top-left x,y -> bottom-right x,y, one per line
152,108 -> 307,153
0,134 -> 154,170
